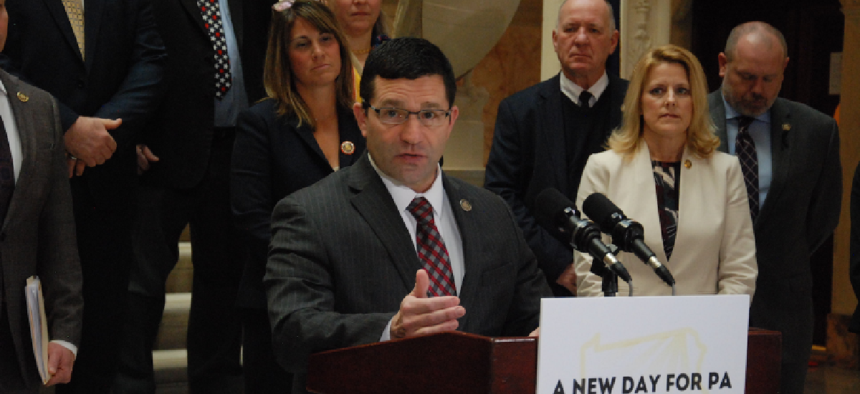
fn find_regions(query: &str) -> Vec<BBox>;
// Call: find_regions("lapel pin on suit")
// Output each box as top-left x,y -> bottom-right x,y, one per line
16,92 -> 29,102
782,123 -> 791,131
460,199 -> 472,212
684,160 -> 692,169
340,141 -> 355,155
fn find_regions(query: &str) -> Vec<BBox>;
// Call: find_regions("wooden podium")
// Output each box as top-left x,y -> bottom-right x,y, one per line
307,329 -> 781,394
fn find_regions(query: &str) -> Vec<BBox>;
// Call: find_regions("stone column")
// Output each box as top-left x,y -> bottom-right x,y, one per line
830,0 -> 860,369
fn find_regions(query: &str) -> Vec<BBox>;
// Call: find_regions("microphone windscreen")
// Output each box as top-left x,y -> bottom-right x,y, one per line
534,188 -> 575,231
582,193 -> 620,231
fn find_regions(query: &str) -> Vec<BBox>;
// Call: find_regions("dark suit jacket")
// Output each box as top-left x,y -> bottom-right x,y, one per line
231,101 -> 365,309
849,161 -> 860,333
484,74 -> 628,285
143,0 -> 270,190
264,153 -> 551,392
3,0 -> 166,209
0,69 -> 83,388
709,91 -> 841,361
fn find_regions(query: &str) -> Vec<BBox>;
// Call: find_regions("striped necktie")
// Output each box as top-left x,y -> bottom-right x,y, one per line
736,116 -> 759,221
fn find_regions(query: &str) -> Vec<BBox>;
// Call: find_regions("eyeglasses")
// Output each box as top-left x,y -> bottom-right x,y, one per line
367,105 -> 451,128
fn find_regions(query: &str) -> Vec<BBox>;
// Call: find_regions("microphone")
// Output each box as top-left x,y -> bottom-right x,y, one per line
582,193 -> 676,287
535,189 -> 632,283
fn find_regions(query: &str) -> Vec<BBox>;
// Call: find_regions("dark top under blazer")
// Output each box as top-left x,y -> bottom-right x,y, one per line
709,91 -> 841,378
3,0 -> 167,209
264,154 -> 551,385
0,69 -> 83,389
231,100 -> 365,309
484,74 -> 628,283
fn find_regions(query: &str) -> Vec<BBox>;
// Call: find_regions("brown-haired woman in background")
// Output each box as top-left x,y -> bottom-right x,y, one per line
572,44 -> 758,298
230,1 -> 365,392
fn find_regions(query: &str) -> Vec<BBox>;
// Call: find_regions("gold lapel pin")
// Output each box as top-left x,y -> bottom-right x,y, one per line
684,160 -> 692,169
340,141 -> 355,155
782,123 -> 791,131
460,199 -> 472,212
16,92 -> 29,102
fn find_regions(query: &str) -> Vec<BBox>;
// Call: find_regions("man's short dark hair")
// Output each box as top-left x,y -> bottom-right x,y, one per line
359,37 -> 457,108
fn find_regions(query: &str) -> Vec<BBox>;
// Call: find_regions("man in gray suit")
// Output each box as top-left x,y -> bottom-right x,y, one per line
0,1 -> 84,391
708,21 -> 841,394
265,37 -> 551,394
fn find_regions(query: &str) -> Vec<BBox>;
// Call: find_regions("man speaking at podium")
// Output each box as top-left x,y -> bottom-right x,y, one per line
265,37 -> 552,394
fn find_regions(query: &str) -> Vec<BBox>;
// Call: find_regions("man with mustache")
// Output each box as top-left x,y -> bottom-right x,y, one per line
709,21 -> 842,394
264,37 -> 551,394
484,0 -> 627,296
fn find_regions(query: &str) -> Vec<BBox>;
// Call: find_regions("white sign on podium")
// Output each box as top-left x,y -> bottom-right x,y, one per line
536,295 -> 750,394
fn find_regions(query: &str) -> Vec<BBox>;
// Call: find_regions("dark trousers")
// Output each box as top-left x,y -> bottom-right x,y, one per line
242,308 -> 293,394
56,181 -> 134,394
113,134 -> 244,394
0,303 -> 38,394
749,280 -> 814,394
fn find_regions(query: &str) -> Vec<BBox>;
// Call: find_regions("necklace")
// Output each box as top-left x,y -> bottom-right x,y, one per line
352,47 -> 371,56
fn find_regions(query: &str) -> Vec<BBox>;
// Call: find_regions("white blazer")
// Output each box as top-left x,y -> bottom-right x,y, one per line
574,142 -> 758,297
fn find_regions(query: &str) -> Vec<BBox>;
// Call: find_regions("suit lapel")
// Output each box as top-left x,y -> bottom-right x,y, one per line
537,75 -> 570,195
43,0 -> 83,63
181,0 -> 209,36
709,92 -> 729,153
672,149 -> 704,265
1,72 -> 42,231
337,107 -> 363,168
441,176 -> 480,329
285,116 -> 334,169
607,75 -> 626,135
757,99 -> 791,225
228,0 -> 243,48
348,155 -> 421,292
630,143 -> 668,263
83,0 -> 105,69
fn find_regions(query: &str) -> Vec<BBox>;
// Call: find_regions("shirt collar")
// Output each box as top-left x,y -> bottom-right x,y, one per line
721,92 -> 771,124
368,154 -> 446,219
560,72 -> 609,106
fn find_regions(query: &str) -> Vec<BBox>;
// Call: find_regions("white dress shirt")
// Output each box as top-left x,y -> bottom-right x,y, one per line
560,71 -> 609,107
368,155 -> 465,341
0,80 -> 23,182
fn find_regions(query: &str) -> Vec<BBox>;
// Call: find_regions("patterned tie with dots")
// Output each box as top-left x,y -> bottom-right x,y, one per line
62,0 -> 85,59
407,197 -> 457,297
197,0 -> 232,98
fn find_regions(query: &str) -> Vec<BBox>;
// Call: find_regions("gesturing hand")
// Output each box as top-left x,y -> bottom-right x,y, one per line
390,269 -> 466,339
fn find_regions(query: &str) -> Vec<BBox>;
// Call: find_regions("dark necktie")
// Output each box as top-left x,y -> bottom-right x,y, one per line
197,0 -> 232,98
579,90 -> 593,109
0,115 -> 15,225
735,116 -> 759,221
407,197 -> 456,297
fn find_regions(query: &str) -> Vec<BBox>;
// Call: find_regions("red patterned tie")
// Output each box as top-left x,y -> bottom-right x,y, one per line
736,116 -> 759,221
407,197 -> 456,297
197,0 -> 231,98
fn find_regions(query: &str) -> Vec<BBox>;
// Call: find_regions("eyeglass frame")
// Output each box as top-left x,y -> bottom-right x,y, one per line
364,104 -> 452,128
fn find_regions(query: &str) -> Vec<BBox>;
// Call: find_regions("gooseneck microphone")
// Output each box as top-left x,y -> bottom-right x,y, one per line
535,189 -> 632,283
582,193 -> 676,287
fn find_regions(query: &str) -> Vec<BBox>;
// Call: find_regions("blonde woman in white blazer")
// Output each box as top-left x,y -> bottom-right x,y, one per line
572,45 -> 757,297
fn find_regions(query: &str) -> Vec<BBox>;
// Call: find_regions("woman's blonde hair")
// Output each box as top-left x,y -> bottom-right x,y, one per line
608,44 -> 719,159
263,0 -> 354,128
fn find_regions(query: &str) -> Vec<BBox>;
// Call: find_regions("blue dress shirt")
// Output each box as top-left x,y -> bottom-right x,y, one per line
214,0 -> 248,127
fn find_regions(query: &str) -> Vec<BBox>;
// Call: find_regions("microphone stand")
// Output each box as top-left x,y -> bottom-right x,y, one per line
588,244 -> 621,297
